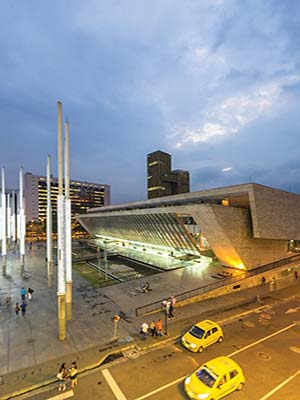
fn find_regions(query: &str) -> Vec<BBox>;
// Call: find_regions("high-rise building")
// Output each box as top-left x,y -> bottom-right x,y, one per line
24,172 -> 110,236
147,150 -> 190,199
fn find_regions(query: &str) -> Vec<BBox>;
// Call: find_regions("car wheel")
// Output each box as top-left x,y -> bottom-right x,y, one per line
218,336 -> 223,343
198,346 -> 204,353
237,382 -> 244,391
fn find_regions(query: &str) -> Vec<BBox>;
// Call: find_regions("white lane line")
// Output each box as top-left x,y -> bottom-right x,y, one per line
133,322 -> 298,400
102,368 -> 128,400
258,370 -> 300,400
227,322 -> 296,357
47,390 -> 74,400
134,376 -> 185,400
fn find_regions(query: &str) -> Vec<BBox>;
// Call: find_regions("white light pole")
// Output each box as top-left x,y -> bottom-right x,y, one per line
7,193 -> 11,241
2,167 -> 7,276
46,155 -> 53,287
11,191 -> 16,244
57,101 -> 66,340
19,167 -> 25,275
65,120 -> 72,320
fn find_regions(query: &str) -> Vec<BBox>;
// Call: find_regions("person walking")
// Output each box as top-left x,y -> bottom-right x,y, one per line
69,361 -> 78,388
20,301 -> 27,317
15,303 -> 20,316
294,271 -> 298,280
57,363 -> 68,391
156,319 -> 163,336
140,321 -> 149,340
20,287 -> 26,301
27,288 -> 34,300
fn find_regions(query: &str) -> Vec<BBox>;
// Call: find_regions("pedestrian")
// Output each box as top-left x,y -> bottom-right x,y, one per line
20,287 -> 26,301
294,271 -> 298,280
140,321 -> 149,340
69,361 -> 78,388
150,321 -> 157,337
20,301 -> 27,317
171,295 -> 176,308
15,302 -> 20,316
161,299 -> 168,311
156,319 -> 163,336
57,363 -> 67,391
261,276 -> 266,286
168,300 -> 175,319
27,288 -> 34,300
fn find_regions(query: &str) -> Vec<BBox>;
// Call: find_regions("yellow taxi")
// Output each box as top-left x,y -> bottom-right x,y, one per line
184,356 -> 245,400
181,320 -> 223,353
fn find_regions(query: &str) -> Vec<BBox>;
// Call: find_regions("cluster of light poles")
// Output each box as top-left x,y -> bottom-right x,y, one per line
0,166 -> 26,276
1,101 -> 73,342
56,101 -> 72,340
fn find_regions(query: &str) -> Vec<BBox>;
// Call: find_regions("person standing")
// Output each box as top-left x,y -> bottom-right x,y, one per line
27,288 -> 34,300
171,295 -> 176,308
15,303 -> 20,316
156,319 -> 163,336
70,361 -> 78,388
20,301 -> 27,317
149,321 -> 156,337
57,363 -> 67,391
20,287 -> 26,301
140,321 -> 149,340
168,300 -> 175,319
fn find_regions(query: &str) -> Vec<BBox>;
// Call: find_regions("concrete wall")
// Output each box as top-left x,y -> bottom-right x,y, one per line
250,184 -> 300,240
187,204 -> 289,270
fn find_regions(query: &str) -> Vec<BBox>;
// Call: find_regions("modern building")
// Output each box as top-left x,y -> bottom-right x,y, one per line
147,150 -> 190,199
24,172 -> 110,235
78,183 -> 300,271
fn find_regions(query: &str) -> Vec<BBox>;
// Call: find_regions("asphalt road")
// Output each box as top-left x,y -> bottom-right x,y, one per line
17,294 -> 300,400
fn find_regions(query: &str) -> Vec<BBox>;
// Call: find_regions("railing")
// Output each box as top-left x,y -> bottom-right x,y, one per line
135,254 -> 300,316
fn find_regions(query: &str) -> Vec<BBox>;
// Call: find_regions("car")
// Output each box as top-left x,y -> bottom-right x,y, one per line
181,320 -> 223,353
184,356 -> 245,400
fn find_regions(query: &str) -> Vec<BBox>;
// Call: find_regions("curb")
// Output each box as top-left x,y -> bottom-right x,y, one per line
0,344 -> 136,400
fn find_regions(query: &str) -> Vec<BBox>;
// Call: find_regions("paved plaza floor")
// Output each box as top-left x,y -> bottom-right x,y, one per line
0,243 -> 299,398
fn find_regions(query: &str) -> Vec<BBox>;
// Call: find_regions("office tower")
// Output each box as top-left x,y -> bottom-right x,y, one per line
147,150 -> 190,199
24,172 -> 110,237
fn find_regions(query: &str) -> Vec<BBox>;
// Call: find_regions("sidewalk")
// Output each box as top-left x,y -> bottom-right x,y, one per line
0,246 -> 299,398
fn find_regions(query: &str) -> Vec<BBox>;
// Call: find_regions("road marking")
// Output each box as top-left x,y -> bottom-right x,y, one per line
258,370 -> 300,399
227,322 -> 296,357
133,322 -> 298,400
47,390 -> 74,400
134,376 -> 184,400
102,369 -> 128,400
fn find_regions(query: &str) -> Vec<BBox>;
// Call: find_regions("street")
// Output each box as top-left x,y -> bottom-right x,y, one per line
16,293 -> 300,400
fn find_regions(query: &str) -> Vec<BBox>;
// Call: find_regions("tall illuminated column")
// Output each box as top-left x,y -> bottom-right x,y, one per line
46,155 -> 53,287
57,101 -> 66,340
19,167 -> 25,274
7,193 -> 11,241
11,191 -> 16,243
65,121 -> 72,320
2,167 -> 7,276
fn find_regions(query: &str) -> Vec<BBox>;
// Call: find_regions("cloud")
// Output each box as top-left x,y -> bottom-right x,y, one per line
170,74 -> 300,148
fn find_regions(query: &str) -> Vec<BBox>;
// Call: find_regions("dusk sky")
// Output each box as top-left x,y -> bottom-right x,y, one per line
1,0 -> 300,204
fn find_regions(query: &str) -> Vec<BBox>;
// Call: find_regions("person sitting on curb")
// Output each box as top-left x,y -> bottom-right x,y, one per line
142,282 -> 151,293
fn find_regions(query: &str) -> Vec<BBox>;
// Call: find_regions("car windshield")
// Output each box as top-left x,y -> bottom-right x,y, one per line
196,368 -> 217,388
189,326 -> 205,339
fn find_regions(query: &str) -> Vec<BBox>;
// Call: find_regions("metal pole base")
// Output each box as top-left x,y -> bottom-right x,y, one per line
20,254 -> 25,276
66,281 -> 72,320
2,255 -> 7,276
47,262 -> 53,287
58,293 -> 66,341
